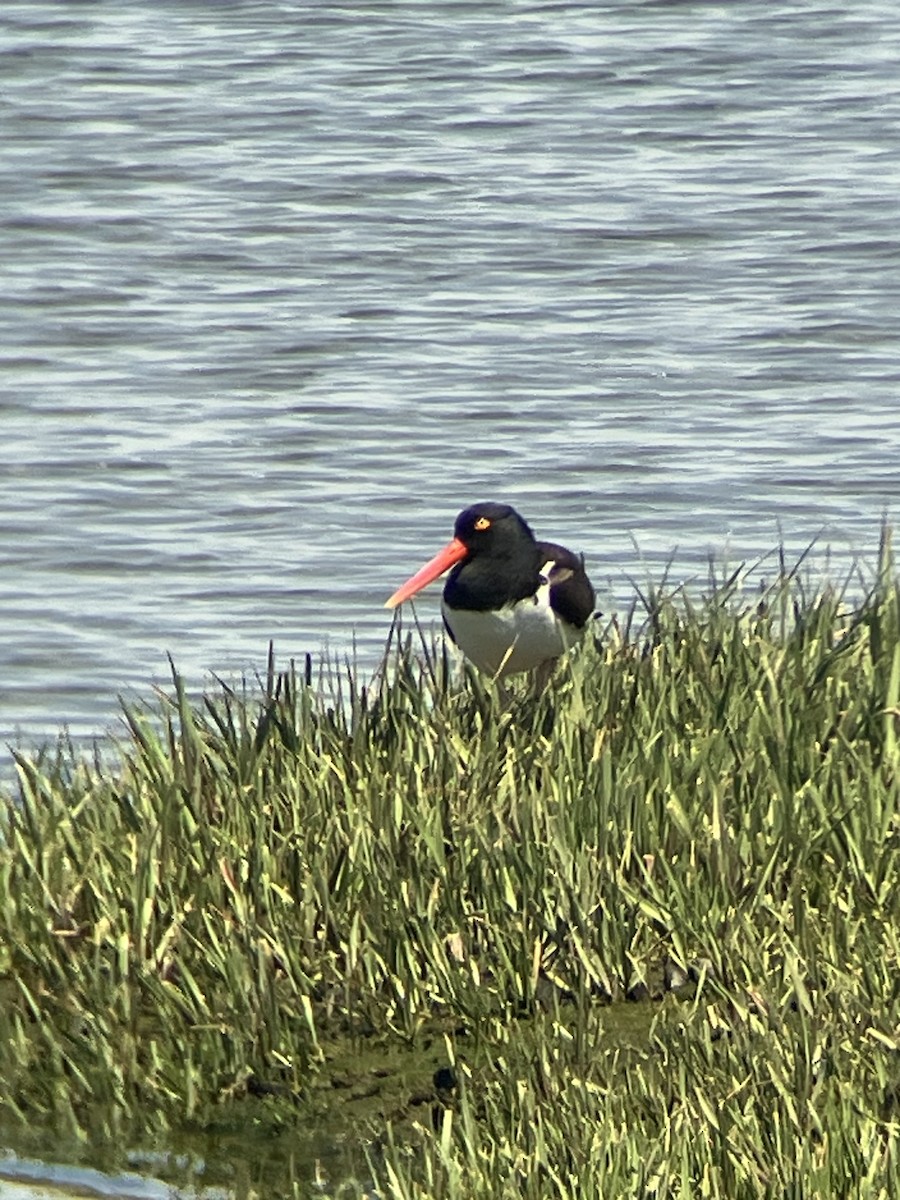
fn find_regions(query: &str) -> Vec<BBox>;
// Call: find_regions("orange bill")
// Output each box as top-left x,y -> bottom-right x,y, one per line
385,537 -> 468,608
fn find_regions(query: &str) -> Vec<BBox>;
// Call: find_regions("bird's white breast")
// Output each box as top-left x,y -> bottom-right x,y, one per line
441,572 -> 583,678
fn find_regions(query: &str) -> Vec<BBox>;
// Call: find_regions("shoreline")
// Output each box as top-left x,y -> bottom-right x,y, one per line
3,553 -> 900,1196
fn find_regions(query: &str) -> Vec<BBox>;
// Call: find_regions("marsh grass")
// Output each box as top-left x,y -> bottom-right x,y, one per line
3,540 -> 900,1196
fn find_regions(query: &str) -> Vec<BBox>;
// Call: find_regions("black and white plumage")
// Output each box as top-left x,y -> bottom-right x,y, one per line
386,502 -> 595,681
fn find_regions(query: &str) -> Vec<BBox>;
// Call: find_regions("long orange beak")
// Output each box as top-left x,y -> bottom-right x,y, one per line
385,537 -> 468,609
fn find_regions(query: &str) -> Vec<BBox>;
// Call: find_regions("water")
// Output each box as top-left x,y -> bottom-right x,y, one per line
3,1 -> 900,754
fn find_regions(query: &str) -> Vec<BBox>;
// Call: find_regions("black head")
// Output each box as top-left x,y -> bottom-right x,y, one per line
386,502 -> 542,612
452,503 -> 536,555
443,503 -> 543,612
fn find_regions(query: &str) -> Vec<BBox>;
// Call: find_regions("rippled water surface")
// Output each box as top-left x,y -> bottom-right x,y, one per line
3,0 -> 900,759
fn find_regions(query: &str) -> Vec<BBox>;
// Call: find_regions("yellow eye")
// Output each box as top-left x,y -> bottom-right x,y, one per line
474,516 -> 491,531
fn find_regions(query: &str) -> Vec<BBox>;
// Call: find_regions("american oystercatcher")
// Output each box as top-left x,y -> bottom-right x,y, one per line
385,502 -> 595,684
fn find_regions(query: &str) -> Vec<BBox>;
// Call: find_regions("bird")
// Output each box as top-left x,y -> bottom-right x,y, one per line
385,502 -> 595,686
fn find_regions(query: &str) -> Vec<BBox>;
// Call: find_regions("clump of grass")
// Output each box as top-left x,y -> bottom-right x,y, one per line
2,540 -> 900,1197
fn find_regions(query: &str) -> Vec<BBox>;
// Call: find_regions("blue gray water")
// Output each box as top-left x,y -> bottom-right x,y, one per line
3,0 -> 900,765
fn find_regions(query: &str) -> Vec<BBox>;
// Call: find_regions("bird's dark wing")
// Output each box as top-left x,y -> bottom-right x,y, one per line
536,541 -> 595,628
